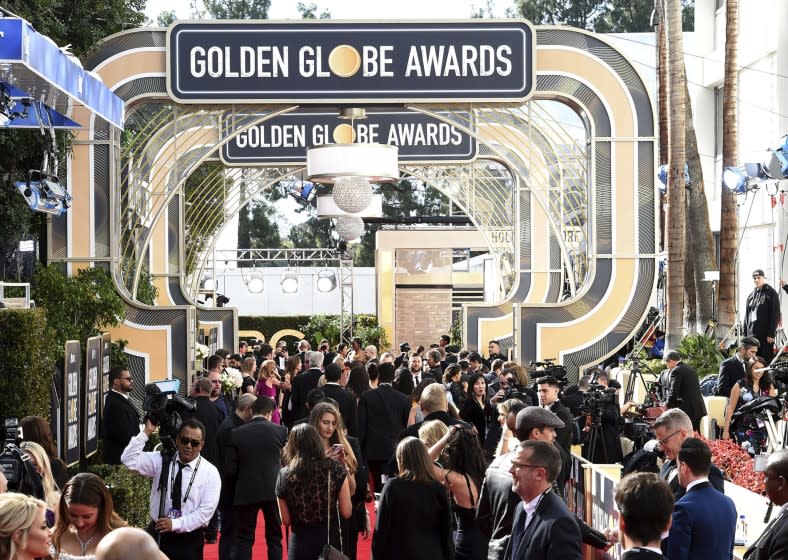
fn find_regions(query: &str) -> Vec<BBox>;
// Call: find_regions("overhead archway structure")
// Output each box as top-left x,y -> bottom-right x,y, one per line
63,21 -> 656,385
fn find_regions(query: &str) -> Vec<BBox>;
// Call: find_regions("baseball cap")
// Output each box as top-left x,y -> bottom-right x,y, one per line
399,342 -> 411,352
753,269 -> 765,278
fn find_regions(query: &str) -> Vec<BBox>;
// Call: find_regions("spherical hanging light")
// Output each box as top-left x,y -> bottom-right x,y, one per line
332,176 -> 373,214
335,216 -> 365,241
246,273 -> 264,294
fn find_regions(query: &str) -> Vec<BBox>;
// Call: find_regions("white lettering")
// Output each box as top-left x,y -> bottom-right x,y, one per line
496,45 -> 512,76
190,46 -> 206,77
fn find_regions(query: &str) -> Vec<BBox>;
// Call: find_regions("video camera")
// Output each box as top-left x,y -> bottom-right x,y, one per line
142,379 -> 196,449
503,381 -> 534,406
529,358 -> 569,388
766,360 -> 788,387
579,383 -> 619,414
0,418 -> 44,498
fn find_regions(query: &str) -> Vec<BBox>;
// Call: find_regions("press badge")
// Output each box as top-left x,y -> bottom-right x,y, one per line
167,508 -> 182,519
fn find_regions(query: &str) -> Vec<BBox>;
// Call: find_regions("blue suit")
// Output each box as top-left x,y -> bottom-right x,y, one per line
666,481 -> 737,560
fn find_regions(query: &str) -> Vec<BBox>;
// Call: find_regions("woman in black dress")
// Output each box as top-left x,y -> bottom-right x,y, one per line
722,356 -> 777,449
372,437 -> 453,560
429,424 -> 489,560
277,424 -> 352,560
460,373 -> 494,446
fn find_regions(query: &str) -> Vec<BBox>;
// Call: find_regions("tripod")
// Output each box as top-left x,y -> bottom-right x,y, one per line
623,358 -> 652,404
717,317 -> 744,352
583,407 -> 609,464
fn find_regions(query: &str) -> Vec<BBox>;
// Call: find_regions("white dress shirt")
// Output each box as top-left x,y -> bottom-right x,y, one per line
121,431 -> 221,533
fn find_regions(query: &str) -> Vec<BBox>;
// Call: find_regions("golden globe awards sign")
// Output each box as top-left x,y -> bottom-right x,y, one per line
84,336 -> 101,458
62,341 -> 81,466
221,110 -> 477,166
167,20 -> 534,103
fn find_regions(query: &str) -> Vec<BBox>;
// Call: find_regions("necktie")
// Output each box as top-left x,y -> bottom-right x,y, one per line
415,375 -> 420,385
171,461 -> 184,509
511,508 -> 527,558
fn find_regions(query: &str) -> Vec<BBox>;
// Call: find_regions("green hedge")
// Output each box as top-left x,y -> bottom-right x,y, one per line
0,308 -> 56,418
88,464 -> 152,528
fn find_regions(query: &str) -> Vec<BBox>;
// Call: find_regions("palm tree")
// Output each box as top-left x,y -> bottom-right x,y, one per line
719,0 -> 739,342
665,0 -> 686,348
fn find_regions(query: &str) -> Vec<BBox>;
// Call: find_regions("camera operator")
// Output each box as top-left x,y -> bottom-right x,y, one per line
121,417 -> 220,560
538,376 -> 573,452
579,371 -> 623,464
0,419 -> 44,500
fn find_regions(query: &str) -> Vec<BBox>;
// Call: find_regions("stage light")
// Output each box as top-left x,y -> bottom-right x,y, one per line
281,269 -> 299,293
763,135 -> 788,179
657,163 -> 690,191
246,273 -> 264,294
316,269 -> 337,292
15,179 -> 71,216
722,167 -> 749,193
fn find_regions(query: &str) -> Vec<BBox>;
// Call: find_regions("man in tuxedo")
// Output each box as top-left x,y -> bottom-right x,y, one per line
614,472 -> 674,559
226,396 -> 288,560
216,394 -> 256,560
717,336 -> 759,397
664,351 -> 706,431
654,409 -> 724,499
289,351 -> 324,421
506,440 -> 582,560
744,448 -> 788,559
321,363 -> 357,436
666,438 -> 736,560
537,376 -> 573,452
103,367 -> 140,465
358,362 -> 411,492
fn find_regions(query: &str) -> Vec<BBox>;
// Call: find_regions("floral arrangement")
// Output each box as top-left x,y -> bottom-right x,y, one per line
220,367 -> 243,394
195,343 -> 210,361
706,437 -> 765,494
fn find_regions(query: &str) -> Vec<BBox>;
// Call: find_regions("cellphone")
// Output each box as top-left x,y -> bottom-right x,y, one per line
331,443 -> 345,453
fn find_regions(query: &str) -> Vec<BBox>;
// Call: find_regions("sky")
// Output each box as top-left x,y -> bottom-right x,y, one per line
145,0 -> 511,23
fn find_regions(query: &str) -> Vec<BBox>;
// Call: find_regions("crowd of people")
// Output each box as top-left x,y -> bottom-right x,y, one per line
3,325 -> 788,560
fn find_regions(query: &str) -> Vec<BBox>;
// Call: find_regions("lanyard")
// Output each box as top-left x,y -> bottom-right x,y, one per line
170,456 -> 201,506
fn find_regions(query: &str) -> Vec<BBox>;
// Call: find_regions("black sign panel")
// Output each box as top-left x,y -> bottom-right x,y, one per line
209,328 -> 218,356
220,110 -> 476,166
100,333 -> 111,419
62,341 -> 81,466
167,20 -> 534,103
84,336 -> 101,458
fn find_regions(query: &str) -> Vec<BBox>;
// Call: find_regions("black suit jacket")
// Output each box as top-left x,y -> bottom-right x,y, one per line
659,459 -> 725,499
102,391 -> 140,465
744,510 -> 788,560
358,385 -> 411,461
216,412 -> 245,506
321,383 -> 358,437
477,459 -> 521,560
621,548 -> 666,560
667,362 -> 707,428
289,368 -> 323,421
191,396 -> 224,467
226,417 -> 288,505
399,410 -> 464,441
548,401 -> 573,453
717,355 -> 746,398
507,491 -> 582,560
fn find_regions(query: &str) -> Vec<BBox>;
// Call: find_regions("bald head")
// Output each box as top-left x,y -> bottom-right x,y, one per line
96,527 -> 167,560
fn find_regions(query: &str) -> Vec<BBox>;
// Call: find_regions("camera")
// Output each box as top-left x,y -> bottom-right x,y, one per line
767,360 -> 788,386
0,418 -> 44,498
503,381 -> 534,406
142,380 -> 196,447
529,359 -> 569,388
579,384 -> 618,414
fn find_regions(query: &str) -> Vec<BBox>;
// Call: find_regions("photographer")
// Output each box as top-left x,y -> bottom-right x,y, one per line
579,371 -> 623,464
121,418 -> 220,560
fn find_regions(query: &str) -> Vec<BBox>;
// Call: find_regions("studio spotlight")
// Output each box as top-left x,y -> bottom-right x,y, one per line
763,135 -> 788,179
281,269 -> 299,293
722,167 -> 749,193
316,270 -> 337,292
246,273 -> 264,294
657,163 -> 690,190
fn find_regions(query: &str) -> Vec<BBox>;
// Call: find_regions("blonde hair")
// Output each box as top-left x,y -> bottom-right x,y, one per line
19,441 -> 60,509
418,419 -> 448,449
240,357 -> 256,375
0,493 -> 47,560
259,359 -> 280,381
308,402 -> 358,474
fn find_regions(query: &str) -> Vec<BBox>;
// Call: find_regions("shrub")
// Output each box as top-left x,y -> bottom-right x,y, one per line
0,308 -> 56,419
88,464 -> 152,528
676,333 -> 724,377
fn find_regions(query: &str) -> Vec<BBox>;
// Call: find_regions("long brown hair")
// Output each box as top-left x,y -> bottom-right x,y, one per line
20,416 -> 58,457
396,437 -> 437,484
53,473 -> 126,553
285,355 -> 301,378
746,357 -> 773,392
308,402 -> 358,473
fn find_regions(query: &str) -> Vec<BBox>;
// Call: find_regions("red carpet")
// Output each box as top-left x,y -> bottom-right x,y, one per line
204,503 -> 375,560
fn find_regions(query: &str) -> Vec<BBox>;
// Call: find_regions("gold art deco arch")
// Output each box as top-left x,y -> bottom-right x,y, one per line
58,24 -> 656,386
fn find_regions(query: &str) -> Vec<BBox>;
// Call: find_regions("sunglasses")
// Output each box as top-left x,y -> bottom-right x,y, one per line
179,437 -> 202,447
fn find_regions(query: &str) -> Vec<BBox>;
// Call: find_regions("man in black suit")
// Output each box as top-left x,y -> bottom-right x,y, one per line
537,376 -> 573,452
425,349 -> 443,380
103,367 -> 140,465
653,409 -> 724,499
506,440 -> 582,560
191,377 -> 224,468
664,351 -> 706,431
717,337 -> 759,397
289,351 -> 324,421
614,472 -> 673,559
321,363 -> 357,436
216,394 -> 256,560
399,383 -> 464,440
226,396 -> 288,560
744,448 -> 788,559
358,362 -> 411,492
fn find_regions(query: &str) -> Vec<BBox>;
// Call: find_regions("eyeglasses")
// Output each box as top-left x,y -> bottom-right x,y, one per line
179,437 -> 202,447
657,430 -> 681,447
510,462 -> 544,471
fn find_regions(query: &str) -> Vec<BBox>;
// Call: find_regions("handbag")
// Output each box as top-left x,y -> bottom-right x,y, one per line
318,467 -> 349,560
